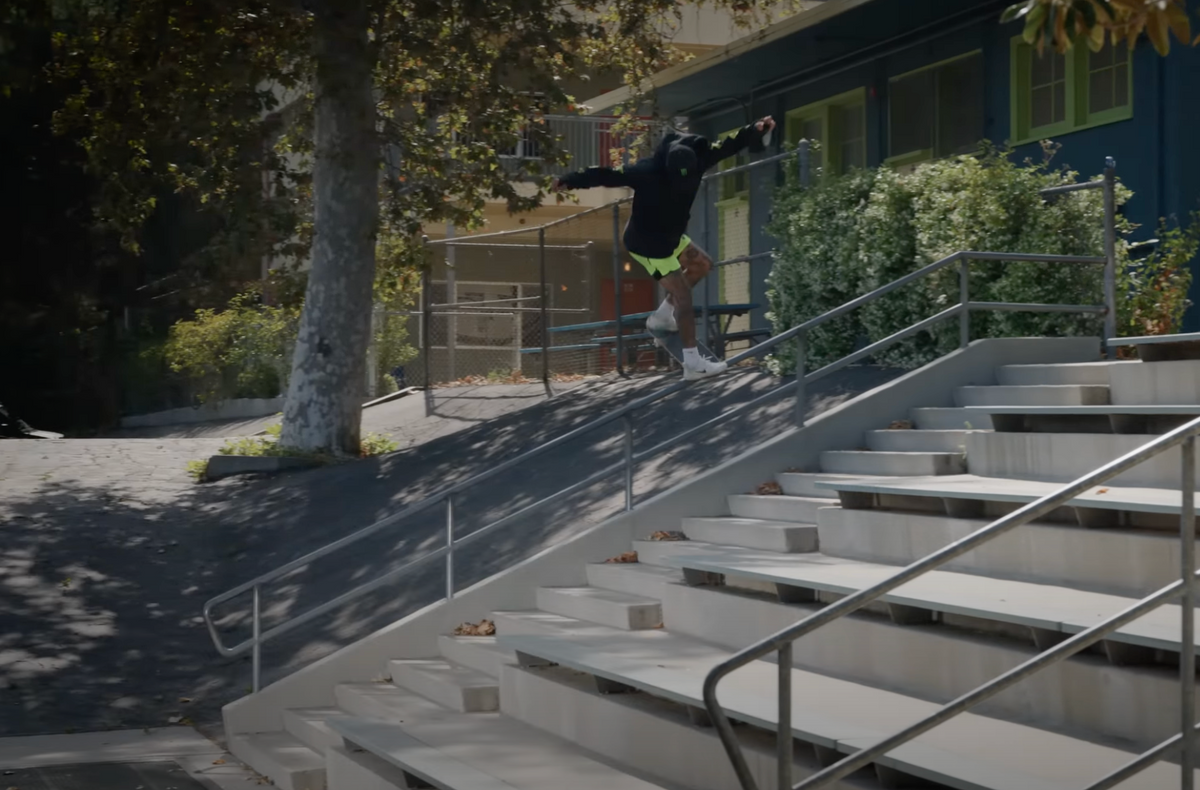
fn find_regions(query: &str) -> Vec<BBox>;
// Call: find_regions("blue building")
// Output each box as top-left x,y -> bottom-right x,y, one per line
588,0 -> 1200,331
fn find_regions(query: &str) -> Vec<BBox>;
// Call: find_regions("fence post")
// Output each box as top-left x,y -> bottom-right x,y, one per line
1103,157 -> 1118,356
445,222 -> 457,382
421,236 -> 433,418
539,227 -> 552,398
623,413 -> 635,511
613,202 -> 625,377
798,139 -> 811,188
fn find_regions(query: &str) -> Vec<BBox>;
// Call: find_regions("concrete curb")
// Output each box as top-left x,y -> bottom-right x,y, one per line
204,455 -> 323,481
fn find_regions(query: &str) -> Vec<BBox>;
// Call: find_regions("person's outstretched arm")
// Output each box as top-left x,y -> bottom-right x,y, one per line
554,159 -> 654,192
699,116 -> 776,172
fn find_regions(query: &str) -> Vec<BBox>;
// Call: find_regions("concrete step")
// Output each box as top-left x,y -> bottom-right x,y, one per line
814,472 -> 1199,521
499,645 -> 873,790
964,404 -> 1200,435
864,429 -> 971,453
228,731 -> 325,790
535,586 -> 662,630
776,472 -> 864,497
437,635 -> 515,679
283,706 -> 347,754
658,571 -> 1194,751
953,384 -> 1109,407
388,659 -> 499,712
332,682 -> 671,790
911,407 -> 993,431
585,561 -> 681,599
327,742 -> 409,790
1110,359 -> 1200,404
997,361 -> 1116,386
497,629 -> 1195,790
491,609 -> 618,638
820,450 -> 965,477
965,431 -> 1196,489
727,493 -> 836,523
654,542 -> 1200,656
815,506 -> 1189,599
681,516 -> 819,553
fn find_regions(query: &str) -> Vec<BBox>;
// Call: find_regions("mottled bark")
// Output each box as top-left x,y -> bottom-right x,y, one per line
281,0 -> 378,455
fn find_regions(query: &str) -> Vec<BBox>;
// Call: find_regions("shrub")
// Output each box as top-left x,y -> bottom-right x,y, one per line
764,144 -> 1191,373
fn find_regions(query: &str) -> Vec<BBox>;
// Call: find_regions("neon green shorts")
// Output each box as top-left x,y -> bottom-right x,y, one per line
629,235 -> 690,279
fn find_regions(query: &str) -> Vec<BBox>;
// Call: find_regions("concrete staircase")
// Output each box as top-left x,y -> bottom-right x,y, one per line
224,343 -> 1200,789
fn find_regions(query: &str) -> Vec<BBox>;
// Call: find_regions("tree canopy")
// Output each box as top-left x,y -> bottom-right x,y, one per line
1004,0 -> 1200,55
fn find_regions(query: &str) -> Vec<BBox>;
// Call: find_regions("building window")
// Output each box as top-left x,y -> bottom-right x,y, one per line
784,88 -> 867,178
1010,37 -> 1132,143
887,51 -> 985,167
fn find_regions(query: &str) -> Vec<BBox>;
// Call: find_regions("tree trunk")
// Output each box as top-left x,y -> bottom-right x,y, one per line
280,0 -> 378,455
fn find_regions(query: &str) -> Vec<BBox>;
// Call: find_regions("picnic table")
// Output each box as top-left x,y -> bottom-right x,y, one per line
521,303 -> 765,365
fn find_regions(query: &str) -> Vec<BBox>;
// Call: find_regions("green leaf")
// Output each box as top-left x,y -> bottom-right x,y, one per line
1023,3 -> 1048,44
1001,1 -> 1036,24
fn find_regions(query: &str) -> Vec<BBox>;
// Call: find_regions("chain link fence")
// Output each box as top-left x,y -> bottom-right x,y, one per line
395,139 -> 813,411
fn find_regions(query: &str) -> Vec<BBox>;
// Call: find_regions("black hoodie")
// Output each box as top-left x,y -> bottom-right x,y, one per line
558,123 -> 767,259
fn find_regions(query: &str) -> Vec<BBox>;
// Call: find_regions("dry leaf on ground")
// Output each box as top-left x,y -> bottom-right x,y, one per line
604,551 -> 639,564
755,481 -> 782,496
649,530 -> 687,542
1096,488 -> 1109,494
888,420 -> 913,430
453,618 -> 496,636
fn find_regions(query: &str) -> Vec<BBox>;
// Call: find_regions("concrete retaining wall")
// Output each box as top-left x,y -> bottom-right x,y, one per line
120,398 -> 284,429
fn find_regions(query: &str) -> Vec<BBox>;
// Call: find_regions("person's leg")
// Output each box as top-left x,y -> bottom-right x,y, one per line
657,269 -> 696,348
651,237 -> 712,328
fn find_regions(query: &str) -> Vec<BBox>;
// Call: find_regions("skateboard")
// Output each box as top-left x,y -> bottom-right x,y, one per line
646,325 -> 721,368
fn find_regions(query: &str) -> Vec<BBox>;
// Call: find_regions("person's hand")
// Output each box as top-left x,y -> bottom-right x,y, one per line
755,116 -> 776,134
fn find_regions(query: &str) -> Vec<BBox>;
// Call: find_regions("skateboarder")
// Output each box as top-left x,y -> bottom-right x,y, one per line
554,116 -> 776,380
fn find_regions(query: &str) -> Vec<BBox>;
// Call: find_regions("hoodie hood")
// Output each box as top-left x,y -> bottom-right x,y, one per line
655,131 -> 710,174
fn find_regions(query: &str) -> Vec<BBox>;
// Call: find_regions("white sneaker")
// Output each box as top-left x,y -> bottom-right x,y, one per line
645,310 -> 678,334
683,356 -> 728,381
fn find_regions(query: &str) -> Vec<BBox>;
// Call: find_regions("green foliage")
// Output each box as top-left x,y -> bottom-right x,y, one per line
766,144 -> 1192,373
1117,213 -> 1200,338
185,459 -> 209,482
163,290 -> 300,403
360,432 -> 400,456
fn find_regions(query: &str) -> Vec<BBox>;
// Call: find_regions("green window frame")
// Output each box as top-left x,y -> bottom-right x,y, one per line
716,126 -> 751,202
1010,36 -> 1133,144
885,50 -> 986,169
784,87 -> 868,178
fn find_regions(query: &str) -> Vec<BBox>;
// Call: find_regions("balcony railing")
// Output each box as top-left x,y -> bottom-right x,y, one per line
499,115 -> 661,179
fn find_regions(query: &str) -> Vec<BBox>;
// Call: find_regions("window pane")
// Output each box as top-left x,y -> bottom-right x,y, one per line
1115,63 -> 1129,107
839,103 -> 865,141
936,53 -> 984,156
801,117 -> 823,142
890,70 -> 934,156
1031,50 -> 1063,87
841,140 -> 865,171
1090,67 -> 1114,113
1032,86 -> 1053,128
1091,41 -> 1113,68
1113,41 -> 1129,66
1053,80 -> 1066,124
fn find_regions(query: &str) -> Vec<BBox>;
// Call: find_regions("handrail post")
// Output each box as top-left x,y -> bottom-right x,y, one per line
539,227 -> 552,397
777,642 -> 792,790
445,496 -> 455,600
613,203 -> 625,376
623,413 -> 635,511
959,257 -> 970,348
702,179 -> 713,348
1183,436 -> 1197,790
794,330 -> 807,427
251,584 -> 261,693
1103,157 -> 1118,356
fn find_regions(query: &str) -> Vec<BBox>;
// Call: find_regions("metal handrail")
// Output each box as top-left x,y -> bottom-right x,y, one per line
201,242 -> 1109,691
701,418 -> 1200,790
203,157 -> 1120,692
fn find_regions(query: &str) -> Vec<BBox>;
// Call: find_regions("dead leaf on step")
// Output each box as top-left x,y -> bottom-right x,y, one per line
888,420 -> 914,430
212,759 -> 226,766
1096,488 -> 1109,494
649,530 -> 687,542
755,481 -> 782,496
454,618 -> 496,636
604,551 -> 639,564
